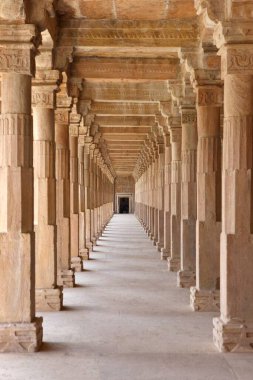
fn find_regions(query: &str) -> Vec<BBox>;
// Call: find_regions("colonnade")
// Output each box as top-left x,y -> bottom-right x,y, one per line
135,43 -> 253,353
0,26 -> 114,353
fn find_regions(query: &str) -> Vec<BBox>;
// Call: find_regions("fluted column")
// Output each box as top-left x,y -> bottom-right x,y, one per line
190,85 -> 222,311
0,25 -> 43,352
55,89 -> 72,282
67,104 -> 83,287
167,125 -> 182,272
32,69 -> 63,311
213,44 -> 253,352
177,108 -> 197,288
161,133 -> 171,260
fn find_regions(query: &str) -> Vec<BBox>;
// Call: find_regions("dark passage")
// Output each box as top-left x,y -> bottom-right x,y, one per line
119,197 -> 129,214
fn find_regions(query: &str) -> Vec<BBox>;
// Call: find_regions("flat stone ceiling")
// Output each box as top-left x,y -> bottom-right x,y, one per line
56,0 -> 196,20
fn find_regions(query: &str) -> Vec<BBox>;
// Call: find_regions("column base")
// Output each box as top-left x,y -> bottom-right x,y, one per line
58,269 -> 75,288
79,249 -> 89,261
86,242 -> 93,251
190,287 -> 220,312
0,317 -> 43,353
167,257 -> 180,272
213,317 -> 253,353
156,242 -> 162,252
160,248 -> 169,260
71,256 -> 84,272
177,270 -> 196,288
36,287 -> 63,312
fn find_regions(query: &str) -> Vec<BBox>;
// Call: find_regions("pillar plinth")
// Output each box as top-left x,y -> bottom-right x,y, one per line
213,44 -> 253,352
167,126 -> 182,272
177,109 -> 197,288
55,90 -> 75,288
32,69 -> 63,311
190,85 -> 222,311
0,25 -> 43,352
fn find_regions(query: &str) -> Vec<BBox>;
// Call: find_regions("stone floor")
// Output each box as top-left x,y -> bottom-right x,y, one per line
1,214 -> 253,380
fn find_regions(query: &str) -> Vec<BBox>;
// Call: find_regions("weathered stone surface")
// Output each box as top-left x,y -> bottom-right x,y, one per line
0,318 -> 43,353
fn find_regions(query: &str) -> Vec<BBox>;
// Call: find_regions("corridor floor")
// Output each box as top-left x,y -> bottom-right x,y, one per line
1,214 -> 253,380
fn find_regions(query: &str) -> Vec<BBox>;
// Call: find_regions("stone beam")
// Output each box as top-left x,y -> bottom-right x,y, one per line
91,101 -> 159,115
58,19 -> 199,52
71,58 -> 179,80
95,115 -> 156,126
100,127 -> 151,134
81,80 -> 170,102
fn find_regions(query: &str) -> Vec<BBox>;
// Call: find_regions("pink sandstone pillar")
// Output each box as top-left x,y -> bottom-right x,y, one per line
0,25 -> 43,352
55,91 -> 73,282
190,85 -> 222,311
167,125 -> 182,272
161,133 -> 171,260
177,108 -> 197,288
32,70 -> 63,311
213,44 -> 253,352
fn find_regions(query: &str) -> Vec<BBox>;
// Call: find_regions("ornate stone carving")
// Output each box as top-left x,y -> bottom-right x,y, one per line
197,86 -> 223,106
32,90 -> 54,108
220,45 -> 253,77
0,48 -> 34,75
177,270 -> 196,288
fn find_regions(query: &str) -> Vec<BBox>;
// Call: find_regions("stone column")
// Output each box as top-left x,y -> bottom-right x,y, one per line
84,137 -> 93,253
190,85 -> 222,311
55,87 -> 73,285
213,44 -> 253,352
177,108 -> 197,288
167,124 -> 182,272
161,133 -> 172,260
75,134 -> 87,272
67,103 -> 83,287
0,25 -> 43,352
32,69 -> 63,311
89,144 -> 96,246
156,137 -> 165,252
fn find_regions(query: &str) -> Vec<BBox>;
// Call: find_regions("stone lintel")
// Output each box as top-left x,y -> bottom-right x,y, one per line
71,58 -> 179,80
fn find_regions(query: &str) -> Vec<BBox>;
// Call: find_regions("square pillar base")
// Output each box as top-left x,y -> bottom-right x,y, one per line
36,287 -> 63,312
0,317 -> 43,353
160,248 -> 169,260
190,287 -> 220,312
79,248 -> 89,261
71,256 -> 84,272
167,257 -> 180,272
58,269 -> 75,288
156,242 -> 162,252
213,317 -> 253,353
177,270 -> 196,288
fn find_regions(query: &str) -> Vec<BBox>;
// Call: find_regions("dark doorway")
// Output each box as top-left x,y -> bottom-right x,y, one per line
119,197 -> 129,214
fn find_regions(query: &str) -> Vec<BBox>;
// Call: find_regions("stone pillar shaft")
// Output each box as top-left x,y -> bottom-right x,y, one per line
213,44 -> 253,352
168,126 -> 182,272
0,25 -> 42,352
32,70 -> 63,312
190,85 -> 222,312
177,110 -> 197,288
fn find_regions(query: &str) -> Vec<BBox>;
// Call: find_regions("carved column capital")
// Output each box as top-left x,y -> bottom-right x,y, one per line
197,85 -> 223,107
32,70 -> 61,108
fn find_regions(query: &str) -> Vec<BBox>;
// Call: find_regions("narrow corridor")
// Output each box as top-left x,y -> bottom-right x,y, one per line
1,215 -> 253,380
